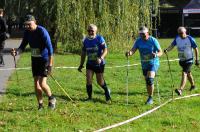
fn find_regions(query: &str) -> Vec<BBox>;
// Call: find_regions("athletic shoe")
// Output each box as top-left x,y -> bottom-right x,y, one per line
189,85 -> 196,91
105,88 -> 111,102
175,89 -> 182,96
145,96 -> 153,105
38,103 -> 44,111
48,96 -> 56,110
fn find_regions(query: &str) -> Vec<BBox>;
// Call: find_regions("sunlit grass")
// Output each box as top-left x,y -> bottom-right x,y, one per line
0,38 -> 200,131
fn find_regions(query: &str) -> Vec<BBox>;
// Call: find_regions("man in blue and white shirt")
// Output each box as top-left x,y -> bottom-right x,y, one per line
164,27 -> 199,96
126,26 -> 163,105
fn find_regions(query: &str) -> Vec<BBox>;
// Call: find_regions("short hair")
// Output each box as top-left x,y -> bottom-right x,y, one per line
0,9 -> 3,14
177,27 -> 186,33
87,24 -> 97,31
24,15 -> 36,24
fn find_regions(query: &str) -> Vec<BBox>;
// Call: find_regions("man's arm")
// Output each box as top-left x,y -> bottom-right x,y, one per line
194,48 -> 199,65
49,55 -> 53,66
153,48 -> 163,58
126,47 -> 137,56
97,42 -> 107,64
100,46 -> 107,60
78,50 -> 86,72
11,34 -> 28,56
164,44 -> 175,53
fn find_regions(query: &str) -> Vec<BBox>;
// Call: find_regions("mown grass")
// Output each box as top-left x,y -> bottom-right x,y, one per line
0,38 -> 200,131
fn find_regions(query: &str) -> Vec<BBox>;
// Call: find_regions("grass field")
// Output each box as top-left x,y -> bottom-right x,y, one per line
0,38 -> 200,131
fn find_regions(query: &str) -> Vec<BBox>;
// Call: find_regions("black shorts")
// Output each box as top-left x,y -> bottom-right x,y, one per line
31,57 -> 48,77
179,61 -> 193,73
86,63 -> 105,73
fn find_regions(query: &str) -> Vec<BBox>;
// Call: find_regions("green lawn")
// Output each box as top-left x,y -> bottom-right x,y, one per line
0,38 -> 200,131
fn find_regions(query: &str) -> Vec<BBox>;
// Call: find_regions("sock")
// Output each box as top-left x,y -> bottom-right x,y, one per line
101,82 -> 111,100
101,82 -> 108,91
48,95 -> 55,100
86,85 -> 92,99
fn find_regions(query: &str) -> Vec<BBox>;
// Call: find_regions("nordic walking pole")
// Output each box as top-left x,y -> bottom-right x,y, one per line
152,51 -> 161,104
155,72 -> 161,104
12,48 -> 19,84
165,52 -> 174,100
126,55 -> 129,105
49,74 -> 74,102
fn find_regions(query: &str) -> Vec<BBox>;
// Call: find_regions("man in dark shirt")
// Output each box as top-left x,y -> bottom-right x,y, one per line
11,15 -> 56,110
0,9 -> 7,66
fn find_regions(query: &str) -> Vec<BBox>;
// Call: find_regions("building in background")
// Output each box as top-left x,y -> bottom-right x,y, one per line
159,0 -> 190,37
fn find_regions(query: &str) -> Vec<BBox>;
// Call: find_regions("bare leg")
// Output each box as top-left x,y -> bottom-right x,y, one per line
146,71 -> 156,97
39,76 -> 56,109
34,76 -> 43,104
39,77 -> 52,97
180,71 -> 187,90
96,73 -> 104,86
86,69 -> 94,85
86,69 -> 94,99
96,73 -> 111,101
187,72 -> 195,86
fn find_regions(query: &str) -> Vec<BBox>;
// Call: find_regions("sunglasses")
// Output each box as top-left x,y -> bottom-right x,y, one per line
87,30 -> 94,32
178,32 -> 184,35
139,33 -> 146,36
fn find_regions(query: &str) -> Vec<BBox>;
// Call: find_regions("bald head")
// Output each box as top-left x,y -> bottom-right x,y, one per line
177,27 -> 186,33
177,27 -> 187,38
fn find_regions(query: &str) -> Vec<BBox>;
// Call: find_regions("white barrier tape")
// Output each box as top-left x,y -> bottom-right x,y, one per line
94,99 -> 172,132
0,67 -> 31,71
0,58 -> 179,71
174,93 -> 200,100
94,93 -> 200,132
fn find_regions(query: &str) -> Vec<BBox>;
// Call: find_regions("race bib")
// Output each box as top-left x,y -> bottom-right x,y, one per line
88,53 -> 98,61
31,48 -> 41,57
143,54 -> 152,61
178,52 -> 185,60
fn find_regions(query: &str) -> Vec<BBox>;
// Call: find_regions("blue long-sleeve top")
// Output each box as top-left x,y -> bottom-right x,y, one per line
18,25 -> 53,61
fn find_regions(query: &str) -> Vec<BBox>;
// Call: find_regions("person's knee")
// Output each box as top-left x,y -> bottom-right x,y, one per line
187,71 -> 191,75
146,77 -> 154,86
97,79 -> 104,86
35,85 -> 42,91
183,71 -> 189,76
96,73 -> 104,85
86,79 -> 92,85
39,81 -> 47,88
86,76 -> 93,85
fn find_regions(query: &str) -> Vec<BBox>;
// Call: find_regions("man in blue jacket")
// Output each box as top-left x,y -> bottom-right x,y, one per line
11,15 -> 56,110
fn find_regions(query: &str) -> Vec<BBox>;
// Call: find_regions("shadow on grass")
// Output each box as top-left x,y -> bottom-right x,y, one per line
94,90 -> 147,96
78,97 -> 106,104
0,107 -> 34,112
3,91 -> 35,97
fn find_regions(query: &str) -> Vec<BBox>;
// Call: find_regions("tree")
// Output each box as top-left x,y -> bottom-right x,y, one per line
4,0 -> 159,53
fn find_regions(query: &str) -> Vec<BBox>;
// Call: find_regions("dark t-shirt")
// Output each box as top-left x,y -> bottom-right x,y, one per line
0,16 -> 7,46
